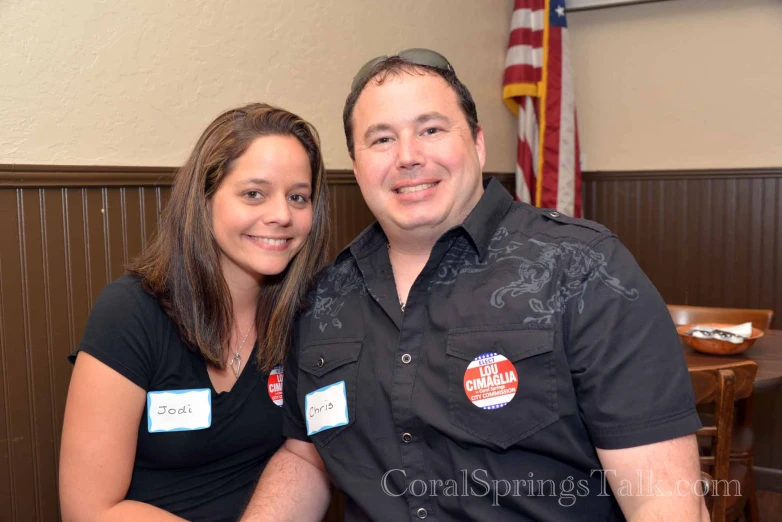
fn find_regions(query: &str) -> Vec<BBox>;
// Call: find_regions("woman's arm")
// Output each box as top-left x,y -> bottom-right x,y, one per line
59,352 -> 187,522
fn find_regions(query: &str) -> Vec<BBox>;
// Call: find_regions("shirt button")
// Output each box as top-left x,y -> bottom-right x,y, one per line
416,508 -> 427,519
401,353 -> 412,364
317,357 -> 325,367
402,433 -> 413,443
550,211 -> 560,217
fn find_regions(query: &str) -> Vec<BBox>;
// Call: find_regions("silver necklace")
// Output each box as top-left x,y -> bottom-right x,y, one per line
229,322 -> 253,378
387,242 -> 406,312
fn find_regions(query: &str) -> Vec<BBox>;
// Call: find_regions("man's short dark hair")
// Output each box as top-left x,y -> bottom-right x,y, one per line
342,56 -> 480,159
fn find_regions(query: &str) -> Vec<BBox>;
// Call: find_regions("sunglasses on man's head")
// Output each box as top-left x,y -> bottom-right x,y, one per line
350,48 -> 454,92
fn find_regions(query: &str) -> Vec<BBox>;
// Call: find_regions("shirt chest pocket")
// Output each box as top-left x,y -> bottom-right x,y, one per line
298,337 -> 363,447
446,326 -> 559,450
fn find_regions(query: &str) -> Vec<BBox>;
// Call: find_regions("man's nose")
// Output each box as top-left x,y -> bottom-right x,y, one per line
395,134 -> 425,171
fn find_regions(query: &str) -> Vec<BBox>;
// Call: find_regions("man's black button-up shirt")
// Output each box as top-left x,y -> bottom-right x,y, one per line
282,177 -> 701,521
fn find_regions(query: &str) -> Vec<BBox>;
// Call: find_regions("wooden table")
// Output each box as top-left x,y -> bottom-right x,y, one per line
684,329 -> 782,393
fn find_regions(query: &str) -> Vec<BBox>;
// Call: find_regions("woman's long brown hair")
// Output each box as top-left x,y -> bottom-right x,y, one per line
127,103 -> 330,372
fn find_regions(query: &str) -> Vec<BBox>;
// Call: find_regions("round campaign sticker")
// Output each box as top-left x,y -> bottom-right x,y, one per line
463,352 -> 518,410
267,366 -> 284,407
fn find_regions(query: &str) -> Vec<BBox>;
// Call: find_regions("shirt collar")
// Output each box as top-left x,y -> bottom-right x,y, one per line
460,177 -> 514,261
334,176 -> 513,264
334,221 -> 385,265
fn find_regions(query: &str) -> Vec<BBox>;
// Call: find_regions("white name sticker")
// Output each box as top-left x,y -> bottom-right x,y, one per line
147,388 -> 212,433
305,381 -> 349,436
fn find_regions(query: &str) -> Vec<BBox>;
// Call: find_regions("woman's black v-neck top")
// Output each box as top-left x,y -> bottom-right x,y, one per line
69,274 -> 284,522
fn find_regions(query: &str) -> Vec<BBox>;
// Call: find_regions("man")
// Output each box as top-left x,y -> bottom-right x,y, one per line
243,49 -> 708,521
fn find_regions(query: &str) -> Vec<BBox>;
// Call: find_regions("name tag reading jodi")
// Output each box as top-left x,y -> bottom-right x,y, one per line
305,381 -> 349,436
147,388 -> 212,433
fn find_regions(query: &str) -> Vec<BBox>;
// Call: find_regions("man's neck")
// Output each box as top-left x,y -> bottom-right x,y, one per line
384,229 -> 440,309
383,218 -> 454,256
386,242 -> 428,309
385,235 -> 435,257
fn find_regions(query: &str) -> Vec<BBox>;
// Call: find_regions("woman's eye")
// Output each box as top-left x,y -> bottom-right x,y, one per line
245,190 -> 262,199
289,194 -> 310,204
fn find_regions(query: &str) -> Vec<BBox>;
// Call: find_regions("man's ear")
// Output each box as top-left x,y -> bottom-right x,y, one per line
475,125 -> 486,169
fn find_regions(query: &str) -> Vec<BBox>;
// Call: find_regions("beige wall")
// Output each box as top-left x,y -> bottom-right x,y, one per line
569,0 -> 782,170
3,0 -> 781,172
0,0 -> 517,171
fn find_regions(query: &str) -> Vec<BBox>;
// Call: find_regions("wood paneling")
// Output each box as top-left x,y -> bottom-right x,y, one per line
1,165 -> 780,520
0,168 -> 174,521
757,490 -> 782,520
583,169 -> 782,329
582,168 -> 782,487
324,172 -> 376,260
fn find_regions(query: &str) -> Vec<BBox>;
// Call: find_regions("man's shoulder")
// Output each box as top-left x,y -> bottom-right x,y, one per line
320,254 -> 360,282
297,254 -> 366,343
302,255 -> 364,307
509,202 -> 614,245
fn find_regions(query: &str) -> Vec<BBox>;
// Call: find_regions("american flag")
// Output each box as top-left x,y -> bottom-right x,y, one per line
503,0 -> 582,217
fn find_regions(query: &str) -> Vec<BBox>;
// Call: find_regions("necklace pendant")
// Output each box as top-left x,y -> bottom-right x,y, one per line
229,352 -> 242,378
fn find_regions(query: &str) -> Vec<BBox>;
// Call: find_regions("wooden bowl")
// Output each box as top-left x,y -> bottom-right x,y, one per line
677,323 -> 764,355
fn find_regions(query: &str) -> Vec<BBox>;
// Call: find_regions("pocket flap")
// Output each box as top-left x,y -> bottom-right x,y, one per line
446,326 -> 553,362
300,338 -> 363,377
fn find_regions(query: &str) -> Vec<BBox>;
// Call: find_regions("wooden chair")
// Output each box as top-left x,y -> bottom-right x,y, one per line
669,304 -> 772,519
690,360 -> 758,522
667,304 -> 774,330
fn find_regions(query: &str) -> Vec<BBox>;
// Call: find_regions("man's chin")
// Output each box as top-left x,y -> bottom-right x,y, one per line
393,215 -> 448,233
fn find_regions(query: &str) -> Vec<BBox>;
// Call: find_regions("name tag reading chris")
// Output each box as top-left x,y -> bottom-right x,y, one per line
147,388 -> 212,433
305,381 -> 349,436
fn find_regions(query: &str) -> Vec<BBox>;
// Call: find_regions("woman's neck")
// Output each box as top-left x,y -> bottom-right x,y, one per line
225,278 -> 261,327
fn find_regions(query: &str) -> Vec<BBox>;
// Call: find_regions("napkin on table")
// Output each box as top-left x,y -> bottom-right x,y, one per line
689,322 -> 753,344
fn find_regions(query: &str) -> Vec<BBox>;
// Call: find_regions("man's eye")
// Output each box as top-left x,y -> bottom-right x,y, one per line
423,127 -> 440,135
373,137 -> 392,145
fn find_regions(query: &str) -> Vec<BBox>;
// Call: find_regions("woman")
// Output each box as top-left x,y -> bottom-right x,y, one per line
59,103 -> 330,521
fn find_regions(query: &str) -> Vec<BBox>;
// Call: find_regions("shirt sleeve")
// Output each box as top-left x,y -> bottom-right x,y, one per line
282,321 -> 311,442
564,235 -> 701,450
68,278 -> 158,390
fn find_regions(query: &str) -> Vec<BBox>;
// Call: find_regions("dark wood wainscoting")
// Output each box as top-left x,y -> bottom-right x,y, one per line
0,166 -> 174,521
324,172 -> 377,259
582,168 -> 782,327
1,165 -> 780,520
582,168 -> 782,484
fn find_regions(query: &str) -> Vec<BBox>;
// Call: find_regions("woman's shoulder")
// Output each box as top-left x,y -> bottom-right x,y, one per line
95,273 -> 165,317
109,273 -> 147,292
74,274 -> 173,386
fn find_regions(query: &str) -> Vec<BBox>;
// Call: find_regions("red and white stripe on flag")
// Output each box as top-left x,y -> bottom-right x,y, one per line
503,0 -> 582,217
